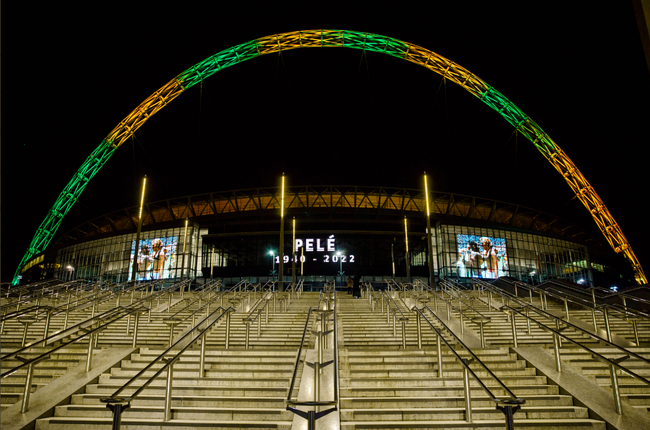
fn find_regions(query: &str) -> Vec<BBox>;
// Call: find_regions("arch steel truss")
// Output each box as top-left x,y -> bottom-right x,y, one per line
13,29 -> 646,285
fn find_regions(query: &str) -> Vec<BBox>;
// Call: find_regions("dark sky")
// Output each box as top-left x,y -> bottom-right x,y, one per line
3,3 -> 649,284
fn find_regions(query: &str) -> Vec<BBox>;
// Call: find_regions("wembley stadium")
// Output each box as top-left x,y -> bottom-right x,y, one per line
18,184 -> 634,289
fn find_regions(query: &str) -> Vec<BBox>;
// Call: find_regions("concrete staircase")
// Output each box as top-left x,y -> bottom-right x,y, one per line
4,281 -> 647,429
547,346 -> 650,415
337,294 -> 608,429
31,290 -> 318,430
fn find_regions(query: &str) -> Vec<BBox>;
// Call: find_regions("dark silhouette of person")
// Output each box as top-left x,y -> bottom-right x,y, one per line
353,274 -> 361,298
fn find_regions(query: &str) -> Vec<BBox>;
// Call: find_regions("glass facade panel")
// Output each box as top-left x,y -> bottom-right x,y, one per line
55,225 -> 200,283
437,225 -> 592,284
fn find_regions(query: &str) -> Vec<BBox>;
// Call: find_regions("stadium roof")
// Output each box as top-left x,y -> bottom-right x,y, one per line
55,186 -> 600,247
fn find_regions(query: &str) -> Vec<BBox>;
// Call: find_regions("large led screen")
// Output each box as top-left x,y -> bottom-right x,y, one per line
129,236 -> 178,281
456,234 -> 508,278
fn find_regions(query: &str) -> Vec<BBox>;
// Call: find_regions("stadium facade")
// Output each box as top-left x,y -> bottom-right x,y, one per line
20,186 -> 634,288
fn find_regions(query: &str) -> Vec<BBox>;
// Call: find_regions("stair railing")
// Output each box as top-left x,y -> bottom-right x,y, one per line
477,278 -> 650,348
503,304 -> 650,415
378,290 -> 408,349
419,283 -> 490,347
287,291 -> 339,429
414,305 -> 525,429
1,305 -> 147,414
164,284 -> 237,347
476,280 -> 650,413
499,277 -> 650,339
243,289 -> 278,349
100,305 -> 236,427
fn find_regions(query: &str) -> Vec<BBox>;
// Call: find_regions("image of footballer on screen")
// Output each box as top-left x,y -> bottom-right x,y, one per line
129,236 -> 178,281
456,234 -> 508,278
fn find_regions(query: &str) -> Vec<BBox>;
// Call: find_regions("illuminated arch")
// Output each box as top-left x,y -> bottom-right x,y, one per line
14,30 -> 646,285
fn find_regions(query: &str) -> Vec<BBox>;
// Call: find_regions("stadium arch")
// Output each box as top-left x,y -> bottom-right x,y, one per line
13,29 -> 647,285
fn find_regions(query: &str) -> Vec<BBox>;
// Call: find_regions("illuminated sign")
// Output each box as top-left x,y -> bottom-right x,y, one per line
275,235 -> 355,264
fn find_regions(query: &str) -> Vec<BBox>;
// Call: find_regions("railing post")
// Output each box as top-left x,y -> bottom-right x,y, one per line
41,309 -> 53,346
86,331 -> 95,372
552,332 -> 562,372
631,319 -> 640,346
164,318 -> 179,347
610,363 -> 622,414
163,358 -> 173,421
20,361 -> 36,413
132,312 -> 140,348
401,319 -> 407,350
0,308 -> 6,335
416,310 -> 422,350
19,318 -> 35,347
225,310 -> 231,350
603,307 -> 613,343
199,331 -> 207,378
510,310 -> 518,348
462,358 -> 473,423
563,297 -> 570,322
245,321 -> 250,349
591,307 -> 598,331
436,332 -> 444,378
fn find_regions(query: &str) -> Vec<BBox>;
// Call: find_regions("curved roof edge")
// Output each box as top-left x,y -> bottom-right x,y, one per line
55,185 -> 601,247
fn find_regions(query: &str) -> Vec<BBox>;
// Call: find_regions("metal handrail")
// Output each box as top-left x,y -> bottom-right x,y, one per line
244,290 -> 277,324
427,286 -> 480,324
286,307 -> 315,404
504,304 -> 650,414
0,306 -> 131,361
440,279 -> 490,321
382,289 -> 408,322
167,280 -> 221,319
286,292 -> 339,428
477,280 -> 650,365
0,305 -> 146,375
1,305 -> 147,414
173,284 -> 235,327
416,305 -> 524,427
101,305 -> 236,424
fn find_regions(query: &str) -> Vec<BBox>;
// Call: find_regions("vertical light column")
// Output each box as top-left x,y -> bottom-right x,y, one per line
424,172 -> 435,287
210,246 -> 215,280
279,174 -> 285,292
292,217 -> 296,286
404,217 -> 411,283
181,218 -> 188,282
131,175 -> 147,287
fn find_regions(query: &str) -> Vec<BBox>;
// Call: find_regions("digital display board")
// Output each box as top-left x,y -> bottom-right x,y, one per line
456,234 -> 508,278
129,236 -> 178,281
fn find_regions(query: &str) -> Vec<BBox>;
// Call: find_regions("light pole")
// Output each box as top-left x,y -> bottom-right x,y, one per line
269,251 -> 277,282
337,251 -> 344,287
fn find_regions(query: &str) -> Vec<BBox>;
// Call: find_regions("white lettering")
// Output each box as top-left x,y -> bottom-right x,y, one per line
327,238 -> 335,252
316,239 -> 325,252
306,239 -> 314,252
295,239 -> 303,252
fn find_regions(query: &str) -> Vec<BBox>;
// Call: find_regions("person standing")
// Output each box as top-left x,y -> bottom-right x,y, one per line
353,274 -> 361,299
347,277 -> 354,295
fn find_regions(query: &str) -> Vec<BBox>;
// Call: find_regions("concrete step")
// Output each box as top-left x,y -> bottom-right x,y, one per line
35,416 -> 293,430
340,394 -> 575,408
341,405 -> 590,420
53,404 -> 294,420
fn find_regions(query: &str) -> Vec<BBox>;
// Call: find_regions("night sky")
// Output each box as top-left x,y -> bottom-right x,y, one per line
3,3 -> 649,284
